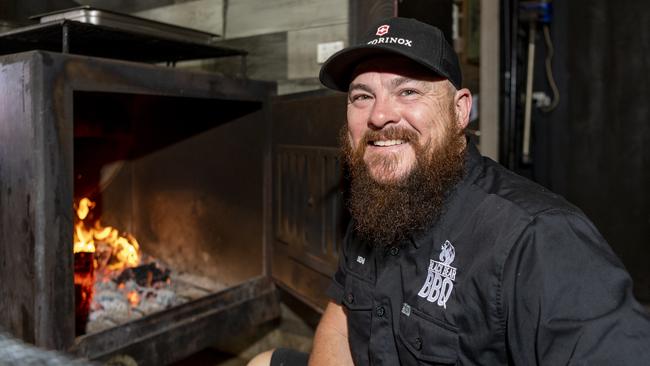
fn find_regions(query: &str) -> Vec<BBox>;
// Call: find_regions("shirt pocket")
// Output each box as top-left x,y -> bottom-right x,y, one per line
342,272 -> 373,365
396,306 -> 459,365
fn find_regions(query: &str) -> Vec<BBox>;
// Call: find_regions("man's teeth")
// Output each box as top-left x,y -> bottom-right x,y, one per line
372,139 -> 405,147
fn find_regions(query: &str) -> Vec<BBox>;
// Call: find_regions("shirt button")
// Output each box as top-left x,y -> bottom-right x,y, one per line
375,306 -> 385,317
346,293 -> 354,304
414,337 -> 423,350
390,246 -> 399,256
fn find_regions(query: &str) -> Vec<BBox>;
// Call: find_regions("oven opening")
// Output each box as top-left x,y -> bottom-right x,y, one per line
72,91 -> 264,337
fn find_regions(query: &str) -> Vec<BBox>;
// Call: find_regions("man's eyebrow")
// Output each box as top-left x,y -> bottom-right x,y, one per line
348,83 -> 373,94
348,78 -> 431,95
390,76 -> 429,89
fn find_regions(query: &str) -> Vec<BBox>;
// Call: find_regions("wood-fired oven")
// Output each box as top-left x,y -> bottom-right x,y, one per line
0,50 -> 281,364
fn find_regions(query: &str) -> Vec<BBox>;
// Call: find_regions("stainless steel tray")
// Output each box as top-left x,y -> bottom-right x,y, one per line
30,6 -> 220,45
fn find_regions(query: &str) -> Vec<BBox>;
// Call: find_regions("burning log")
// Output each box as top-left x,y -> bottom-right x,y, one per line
115,263 -> 170,287
74,252 -> 95,337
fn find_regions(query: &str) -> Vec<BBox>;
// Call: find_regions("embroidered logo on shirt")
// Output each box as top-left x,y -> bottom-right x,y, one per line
401,303 -> 411,316
356,256 -> 365,264
417,240 -> 457,308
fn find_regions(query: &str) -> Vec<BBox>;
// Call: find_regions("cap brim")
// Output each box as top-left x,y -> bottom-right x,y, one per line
319,44 -> 449,92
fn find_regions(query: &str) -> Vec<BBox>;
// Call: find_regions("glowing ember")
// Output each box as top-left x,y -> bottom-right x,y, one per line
126,290 -> 140,307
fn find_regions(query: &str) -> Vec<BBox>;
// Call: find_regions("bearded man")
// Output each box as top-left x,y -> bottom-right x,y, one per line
249,17 -> 650,366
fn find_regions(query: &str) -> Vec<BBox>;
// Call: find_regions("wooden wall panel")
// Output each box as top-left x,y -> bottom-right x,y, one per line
277,78 -> 325,95
225,0 -> 347,39
134,0 -> 224,36
207,32 -> 288,81
287,23 -> 348,79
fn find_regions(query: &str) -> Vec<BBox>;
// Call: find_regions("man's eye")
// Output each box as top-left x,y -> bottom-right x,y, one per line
351,94 -> 371,102
400,89 -> 418,96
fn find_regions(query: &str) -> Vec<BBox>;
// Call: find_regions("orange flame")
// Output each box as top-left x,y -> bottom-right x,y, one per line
74,198 -> 96,253
73,197 -> 140,271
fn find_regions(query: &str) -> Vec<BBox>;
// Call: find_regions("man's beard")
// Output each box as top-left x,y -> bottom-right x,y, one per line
341,108 -> 467,248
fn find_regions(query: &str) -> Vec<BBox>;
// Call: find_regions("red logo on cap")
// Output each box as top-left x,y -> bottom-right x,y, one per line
376,25 -> 390,36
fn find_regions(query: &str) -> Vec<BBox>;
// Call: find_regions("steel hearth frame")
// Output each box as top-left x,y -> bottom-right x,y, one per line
0,50 -> 278,364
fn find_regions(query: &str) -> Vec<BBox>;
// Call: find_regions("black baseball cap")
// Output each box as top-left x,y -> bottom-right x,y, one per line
319,17 -> 462,91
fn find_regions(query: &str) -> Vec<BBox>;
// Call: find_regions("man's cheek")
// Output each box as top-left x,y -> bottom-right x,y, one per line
347,132 -> 356,149
349,134 -> 366,158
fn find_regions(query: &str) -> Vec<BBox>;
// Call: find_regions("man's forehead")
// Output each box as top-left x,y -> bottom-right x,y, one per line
350,55 -> 445,85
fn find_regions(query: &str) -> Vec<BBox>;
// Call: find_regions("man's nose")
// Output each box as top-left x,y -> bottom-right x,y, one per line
368,96 -> 399,129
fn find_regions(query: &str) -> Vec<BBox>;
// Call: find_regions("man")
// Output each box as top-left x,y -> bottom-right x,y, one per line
250,17 -> 650,365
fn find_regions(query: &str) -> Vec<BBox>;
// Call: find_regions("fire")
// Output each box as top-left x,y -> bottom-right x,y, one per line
73,197 -> 141,271
74,197 -> 144,335
127,290 -> 140,307
74,198 -> 96,253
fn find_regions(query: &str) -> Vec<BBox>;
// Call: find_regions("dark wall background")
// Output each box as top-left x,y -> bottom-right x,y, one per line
531,0 -> 650,301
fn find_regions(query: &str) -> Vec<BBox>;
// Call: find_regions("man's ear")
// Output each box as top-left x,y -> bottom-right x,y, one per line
454,88 -> 472,129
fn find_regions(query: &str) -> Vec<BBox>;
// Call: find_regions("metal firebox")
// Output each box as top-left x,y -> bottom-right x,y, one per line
0,50 -> 279,364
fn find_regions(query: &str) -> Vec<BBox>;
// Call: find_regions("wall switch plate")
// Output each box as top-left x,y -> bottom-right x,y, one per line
317,41 -> 344,64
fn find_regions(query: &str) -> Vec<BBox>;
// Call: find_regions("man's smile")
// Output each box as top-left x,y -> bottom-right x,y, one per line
369,139 -> 407,147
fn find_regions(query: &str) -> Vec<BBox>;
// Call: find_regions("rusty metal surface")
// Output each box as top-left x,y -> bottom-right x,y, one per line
274,145 -> 342,275
0,50 -> 274,352
32,6 -> 222,44
71,276 -> 279,365
270,91 -> 348,311
0,51 -> 75,350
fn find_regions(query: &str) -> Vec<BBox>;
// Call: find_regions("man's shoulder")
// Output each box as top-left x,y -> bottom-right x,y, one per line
471,156 -> 581,219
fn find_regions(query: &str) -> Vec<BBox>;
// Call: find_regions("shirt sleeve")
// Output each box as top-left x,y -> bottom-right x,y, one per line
503,209 -> 650,365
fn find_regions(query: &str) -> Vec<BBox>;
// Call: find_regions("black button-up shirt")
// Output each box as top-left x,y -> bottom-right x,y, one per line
327,143 -> 650,365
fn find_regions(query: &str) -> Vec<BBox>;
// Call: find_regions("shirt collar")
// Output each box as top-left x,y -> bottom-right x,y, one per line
410,140 -> 484,249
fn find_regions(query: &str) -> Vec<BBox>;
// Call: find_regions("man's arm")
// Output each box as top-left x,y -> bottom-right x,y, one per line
309,301 -> 354,366
504,211 -> 650,364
